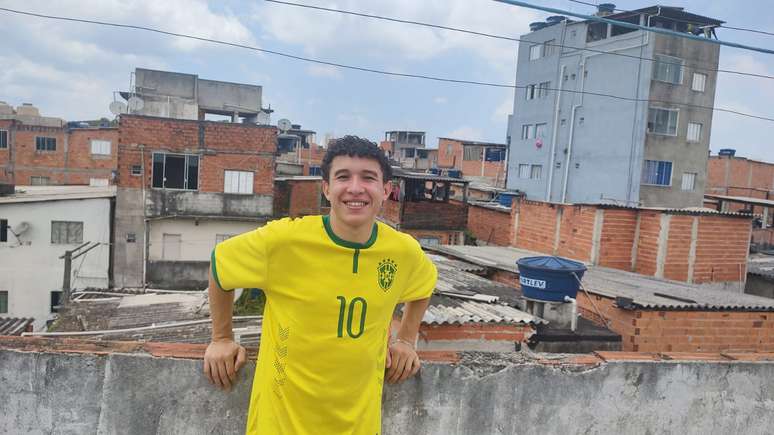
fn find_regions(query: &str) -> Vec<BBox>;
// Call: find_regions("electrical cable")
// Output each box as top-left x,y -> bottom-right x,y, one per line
264,0 -> 773,80
0,6 -> 772,122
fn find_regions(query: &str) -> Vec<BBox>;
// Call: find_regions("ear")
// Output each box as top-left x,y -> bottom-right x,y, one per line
381,180 -> 392,200
322,179 -> 331,200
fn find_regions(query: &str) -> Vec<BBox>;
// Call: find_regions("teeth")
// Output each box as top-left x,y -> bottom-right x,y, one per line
346,201 -> 366,206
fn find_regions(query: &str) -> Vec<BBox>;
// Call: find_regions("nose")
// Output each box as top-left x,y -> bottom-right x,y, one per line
346,176 -> 366,194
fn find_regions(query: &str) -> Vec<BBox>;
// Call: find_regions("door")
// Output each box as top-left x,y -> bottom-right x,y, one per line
162,233 -> 182,260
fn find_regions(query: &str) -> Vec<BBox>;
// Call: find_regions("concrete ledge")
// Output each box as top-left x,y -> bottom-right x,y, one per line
3,337 -> 774,434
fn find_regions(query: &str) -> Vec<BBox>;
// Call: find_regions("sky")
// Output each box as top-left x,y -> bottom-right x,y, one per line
0,0 -> 772,160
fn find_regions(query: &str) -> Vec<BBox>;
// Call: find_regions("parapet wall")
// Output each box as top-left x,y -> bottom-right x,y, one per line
2,338 -> 774,434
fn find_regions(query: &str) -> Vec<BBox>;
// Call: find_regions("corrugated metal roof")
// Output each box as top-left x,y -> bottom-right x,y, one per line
433,245 -> 774,311
705,194 -> 774,208
428,253 -> 486,273
422,296 -> 542,325
0,185 -> 116,204
748,255 -> 774,280
0,317 -> 34,335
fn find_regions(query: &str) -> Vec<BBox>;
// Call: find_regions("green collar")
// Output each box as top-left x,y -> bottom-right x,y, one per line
322,215 -> 378,249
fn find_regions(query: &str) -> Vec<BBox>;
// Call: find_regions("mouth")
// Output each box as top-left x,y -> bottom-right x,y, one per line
343,200 -> 369,210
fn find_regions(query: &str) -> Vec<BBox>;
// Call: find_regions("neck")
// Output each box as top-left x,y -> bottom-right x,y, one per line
328,214 -> 373,245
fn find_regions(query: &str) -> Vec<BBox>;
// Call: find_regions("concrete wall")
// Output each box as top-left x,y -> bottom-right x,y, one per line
639,34 -> 719,208
3,343 -> 774,434
148,218 -> 258,261
146,261 -> 209,290
0,197 -> 111,329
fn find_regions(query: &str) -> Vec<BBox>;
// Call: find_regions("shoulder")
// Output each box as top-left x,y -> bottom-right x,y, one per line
261,215 -> 323,238
376,222 -> 424,254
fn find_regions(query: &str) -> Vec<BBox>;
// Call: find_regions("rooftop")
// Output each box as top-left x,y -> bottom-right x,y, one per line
0,185 -> 116,204
438,137 -> 507,148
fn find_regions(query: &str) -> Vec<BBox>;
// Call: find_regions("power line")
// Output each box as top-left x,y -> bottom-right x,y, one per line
0,6 -> 772,123
565,0 -> 774,36
493,0 -> 774,55
264,0 -> 773,80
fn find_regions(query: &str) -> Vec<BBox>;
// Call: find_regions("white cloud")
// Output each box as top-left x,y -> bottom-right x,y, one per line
446,126 -> 482,141
306,64 -> 342,78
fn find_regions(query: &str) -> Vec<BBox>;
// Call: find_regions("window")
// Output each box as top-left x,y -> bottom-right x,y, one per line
0,219 -> 7,242
50,291 -> 62,313
90,139 -> 111,155
224,170 -> 254,194
162,233 -> 181,260
0,130 -> 7,149
444,144 -> 453,156
309,166 -> 322,176
0,291 -> 7,314
518,164 -> 530,179
681,172 -> 697,191
653,54 -> 683,84
485,148 -> 505,162
687,122 -> 702,142
535,123 -> 547,138
215,234 -> 236,244
641,160 -> 673,186
521,124 -> 534,140
131,165 -> 142,176
542,40 -> 555,57
418,237 -> 440,247
692,73 -> 707,92
51,221 -> 83,244
530,165 -> 542,180
152,153 -> 199,190
463,146 -> 482,161
35,136 -> 56,151
30,176 -> 50,186
525,84 -> 536,100
647,108 -> 679,136
538,81 -> 551,98
529,44 -> 541,60
402,148 -> 415,158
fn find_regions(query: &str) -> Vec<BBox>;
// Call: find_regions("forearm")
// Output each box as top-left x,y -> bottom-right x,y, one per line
396,297 -> 430,343
208,270 -> 235,342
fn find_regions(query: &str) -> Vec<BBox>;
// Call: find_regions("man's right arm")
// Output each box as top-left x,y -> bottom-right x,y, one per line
203,269 -> 247,391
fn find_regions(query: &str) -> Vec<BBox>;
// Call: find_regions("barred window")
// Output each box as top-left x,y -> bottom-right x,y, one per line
51,221 -> 83,244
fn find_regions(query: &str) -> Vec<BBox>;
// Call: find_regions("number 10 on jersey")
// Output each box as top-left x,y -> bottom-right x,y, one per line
336,296 -> 367,339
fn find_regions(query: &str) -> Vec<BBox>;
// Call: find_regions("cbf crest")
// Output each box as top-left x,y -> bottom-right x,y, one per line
377,259 -> 397,292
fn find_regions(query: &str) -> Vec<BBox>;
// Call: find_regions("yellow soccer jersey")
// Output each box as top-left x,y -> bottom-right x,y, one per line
211,215 -> 437,435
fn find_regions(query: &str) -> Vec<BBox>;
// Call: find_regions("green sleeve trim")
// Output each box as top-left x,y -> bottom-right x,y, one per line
210,249 -> 228,291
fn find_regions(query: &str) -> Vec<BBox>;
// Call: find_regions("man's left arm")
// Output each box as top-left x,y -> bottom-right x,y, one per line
386,296 -> 431,384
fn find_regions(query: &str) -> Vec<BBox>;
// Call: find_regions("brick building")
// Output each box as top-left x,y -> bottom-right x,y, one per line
379,131 -> 437,170
378,169 -> 469,246
113,114 -> 276,289
273,176 -> 327,218
437,137 -> 507,188
0,102 -> 118,186
465,197 -> 752,289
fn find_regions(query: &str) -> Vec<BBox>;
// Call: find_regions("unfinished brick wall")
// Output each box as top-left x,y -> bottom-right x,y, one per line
117,115 -> 276,194
693,216 -> 751,284
662,215 -> 694,282
467,204 -> 512,246
418,323 -> 532,343
555,205 -> 596,262
597,209 -> 638,270
515,200 -> 559,254
401,200 -> 467,230
380,199 -> 401,225
436,138 -> 460,169
633,211 -> 662,277
576,292 -> 774,352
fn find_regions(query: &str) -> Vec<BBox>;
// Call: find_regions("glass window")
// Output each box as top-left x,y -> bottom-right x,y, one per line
681,172 -> 697,191
692,73 -> 707,92
50,291 -> 62,313
530,165 -> 542,180
0,219 -> 7,243
418,237 -> 440,247
0,130 -> 7,149
224,170 -> 254,194
529,44 -> 541,60
51,221 -> 83,244
90,139 -> 111,155
687,122 -> 702,142
641,160 -> 673,186
518,164 -> 530,179
35,136 -> 56,151
151,153 -> 199,190
463,146 -> 482,161
653,54 -> 684,84
309,166 -> 322,176
538,81 -> 551,98
525,84 -> 536,100
30,176 -> 50,186
542,40 -> 555,57
402,148 -> 415,158
521,124 -> 534,140
0,291 -> 7,314
535,123 -> 547,138
131,165 -> 142,176
647,108 -> 679,136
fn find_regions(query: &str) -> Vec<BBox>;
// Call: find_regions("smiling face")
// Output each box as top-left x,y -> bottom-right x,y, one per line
322,155 -> 391,239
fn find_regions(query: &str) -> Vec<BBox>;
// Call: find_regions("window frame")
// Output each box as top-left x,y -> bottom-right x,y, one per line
529,44 -> 541,60
223,170 -> 254,195
0,219 -> 7,243
535,123 -> 548,139
525,84 -> 536,100
691,72 -> 707,92
51,220 -> 84,245
647,107 -> 679,136
653,54 -> 684,85
687,122 -> 702,142
521,124 -> 534,140
151,152 -> 199,191
35,136 -> 57,152
530,164 -> 542,180
518,164 -> 530,179
681,172 -> 697,191
641,160 -> 673,187
0,130 -> 7,149
538,81 -> 551,98
463,146 -> 482,161
30,176 -> 50,186
0,291 -> 7,314
90,139 -> 111,156
131,165 -> 142,176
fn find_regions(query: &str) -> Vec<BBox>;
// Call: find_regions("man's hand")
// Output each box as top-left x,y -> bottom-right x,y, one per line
203,339 -> 247,391
385,340 -> 420,384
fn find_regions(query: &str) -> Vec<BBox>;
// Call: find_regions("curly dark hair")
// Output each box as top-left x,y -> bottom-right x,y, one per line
321,135 -> 392,183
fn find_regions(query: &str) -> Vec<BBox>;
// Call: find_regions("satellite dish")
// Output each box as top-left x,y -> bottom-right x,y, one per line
127,96 -> 145,112
109,101 -> 127,116
277,118 -> 292,133
11,222 -> 30,239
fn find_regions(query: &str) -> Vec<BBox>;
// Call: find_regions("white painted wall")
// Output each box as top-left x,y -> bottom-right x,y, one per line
0,198 -> 111,330
148,218 -> 260,261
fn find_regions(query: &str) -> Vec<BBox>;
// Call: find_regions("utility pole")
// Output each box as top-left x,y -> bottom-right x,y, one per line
60,242 -> 101,303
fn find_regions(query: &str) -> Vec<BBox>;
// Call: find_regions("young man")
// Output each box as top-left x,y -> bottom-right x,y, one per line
204,136 -> 437,434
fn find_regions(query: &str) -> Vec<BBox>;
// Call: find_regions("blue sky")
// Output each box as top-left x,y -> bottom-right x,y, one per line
0,0 -> 772,160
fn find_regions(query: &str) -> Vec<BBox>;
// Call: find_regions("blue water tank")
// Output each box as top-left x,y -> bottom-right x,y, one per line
517,256 -> 587,302
447,169 -> 462,178
498,192 -> 518,207
718,148 -> 736,156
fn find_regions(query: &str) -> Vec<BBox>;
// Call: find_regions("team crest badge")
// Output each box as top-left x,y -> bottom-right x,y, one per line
377,259 -> 397,292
